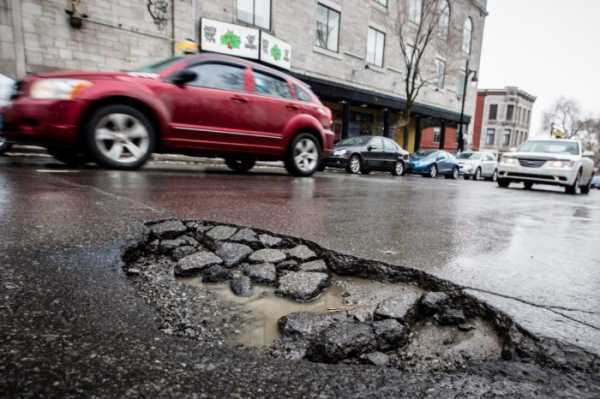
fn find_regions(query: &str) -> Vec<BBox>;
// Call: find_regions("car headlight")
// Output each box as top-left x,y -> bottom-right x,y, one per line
333,149 -> 348,157
30,79 -> 93,100
501,156 -> 518,166
546,160 -> 575,169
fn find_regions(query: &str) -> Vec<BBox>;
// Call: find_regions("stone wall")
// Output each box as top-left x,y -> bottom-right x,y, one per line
0,0 -> 16,77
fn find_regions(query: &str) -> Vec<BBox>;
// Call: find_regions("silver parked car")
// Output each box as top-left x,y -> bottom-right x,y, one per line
498,139 -> 595,195
456,151 -> 498,181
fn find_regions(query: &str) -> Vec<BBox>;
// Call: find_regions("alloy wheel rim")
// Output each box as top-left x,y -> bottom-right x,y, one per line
475,169 -> 481,180
95,113 -> 150,164
431,166 -> 437,178
396,162 -> 403,175
492,171 -> 497,182
453,168 -> 458,179
293,138 -> 318,173
350,157 -> 360,174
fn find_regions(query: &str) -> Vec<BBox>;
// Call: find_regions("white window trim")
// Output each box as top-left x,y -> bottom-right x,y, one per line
318,0 -> 341,12
366,26 -> 386,67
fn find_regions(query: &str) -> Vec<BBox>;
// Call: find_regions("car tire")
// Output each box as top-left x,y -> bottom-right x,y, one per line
497,178 -> 510,188
445,167 -> 459,180
474,168 -> 482,181
225,157 -> 256,173
0,139 -> 13,155
463,174 -> 471,180
392,161 -> 405,176
565,170 -> 582,195
346,154 -> 362,175
581,176 -> 592,195
428,165 -> 438,178
524,182 -> 533,190
316,160 -> 326,172
48,148 -> 91,167
85,104 -> 155,170
490,170 -> 498,182
284,133 -> 321,177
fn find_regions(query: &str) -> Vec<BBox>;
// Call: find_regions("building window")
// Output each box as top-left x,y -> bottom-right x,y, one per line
462,17 -> 473,54
375,0 -> 388,7
488,104 -> 498,120
316,4 -> 341,52
439,0 -> 450,38
237,0 -> 271,30
506,104 -> 514,121
516,107 -> 521,124
408,0 -> 422,24
503,129 -> 511,146
367,27 -> 385,67
526,109 -> 531,125
485,128 -> 495,145
433,127 -> 441,143
435,59 -> 446,89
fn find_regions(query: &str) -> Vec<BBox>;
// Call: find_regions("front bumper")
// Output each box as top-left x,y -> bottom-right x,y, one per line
407,163 -> 431,175
458,164 -> 475,176
0,98 -> 84,147
498,164 -> 579,186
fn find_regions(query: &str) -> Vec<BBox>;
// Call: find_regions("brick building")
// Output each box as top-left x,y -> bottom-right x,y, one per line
472,86 -> 536,153
1,0 -> 488,152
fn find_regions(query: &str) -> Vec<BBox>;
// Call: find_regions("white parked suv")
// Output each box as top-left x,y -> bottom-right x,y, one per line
456,151 -> 498,181
497,139 -> 595,194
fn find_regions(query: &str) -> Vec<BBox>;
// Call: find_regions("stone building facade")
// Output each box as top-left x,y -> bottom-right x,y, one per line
472,87 -> 536,153
1,0 -> 488,152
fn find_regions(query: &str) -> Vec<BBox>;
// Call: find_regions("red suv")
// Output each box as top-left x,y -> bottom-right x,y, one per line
0,53 -> 334,176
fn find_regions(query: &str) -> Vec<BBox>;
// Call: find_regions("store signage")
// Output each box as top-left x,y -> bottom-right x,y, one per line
200,18 -> 292,70
201,18 -> 260,59
260,32 -> 292,70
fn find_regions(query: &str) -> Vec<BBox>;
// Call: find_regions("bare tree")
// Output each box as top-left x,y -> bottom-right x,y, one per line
542,96 -> 584,138
396,0 -> 461,144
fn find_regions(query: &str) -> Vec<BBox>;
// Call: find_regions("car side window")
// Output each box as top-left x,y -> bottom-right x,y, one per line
187,63 -> 245,91
370,137 -> 384,150
383,139 -> 396,152
295,84 -> 313,102
253,70 -> 292,99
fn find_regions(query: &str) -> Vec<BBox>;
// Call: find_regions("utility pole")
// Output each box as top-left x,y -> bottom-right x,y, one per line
457,58 -> 478,153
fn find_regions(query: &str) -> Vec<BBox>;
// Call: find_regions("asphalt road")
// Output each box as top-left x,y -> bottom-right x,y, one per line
1,155 -> 599,397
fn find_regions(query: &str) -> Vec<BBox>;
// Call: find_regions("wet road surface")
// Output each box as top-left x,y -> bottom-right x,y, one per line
1,155 -> 599,396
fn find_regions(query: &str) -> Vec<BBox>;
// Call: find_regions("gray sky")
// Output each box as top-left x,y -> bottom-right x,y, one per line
478,0 -> 600,136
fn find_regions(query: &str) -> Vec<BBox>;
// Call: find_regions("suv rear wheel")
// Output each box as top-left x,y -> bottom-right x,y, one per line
566,170 -> 582,195
225,158 -> 256,173
284,133 -> 321,177
85,105 -> 155,170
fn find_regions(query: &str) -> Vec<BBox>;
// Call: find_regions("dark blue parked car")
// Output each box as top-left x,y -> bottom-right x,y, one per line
591,175 -> 600,189
408,150 -> 460,179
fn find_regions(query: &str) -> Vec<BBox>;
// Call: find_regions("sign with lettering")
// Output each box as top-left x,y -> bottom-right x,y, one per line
200,18 -> 260,59
260,32 -> 292,70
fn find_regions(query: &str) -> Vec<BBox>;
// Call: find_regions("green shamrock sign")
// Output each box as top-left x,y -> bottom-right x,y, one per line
271,44 -> 282,61
220,31 -> 241,50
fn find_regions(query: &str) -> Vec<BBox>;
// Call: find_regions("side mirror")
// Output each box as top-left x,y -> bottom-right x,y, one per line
170,69 -> 197,85
437,156 -> 443,161
367,145 -> 375,152
583,151 -> 594,159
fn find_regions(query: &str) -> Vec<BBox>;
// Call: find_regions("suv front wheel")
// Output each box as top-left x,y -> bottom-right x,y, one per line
85,104 -> 155,170
285,133 -> 321,177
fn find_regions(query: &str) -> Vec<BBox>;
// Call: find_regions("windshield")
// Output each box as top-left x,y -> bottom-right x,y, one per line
131,56 -> 184,73
457,152 -> 481,160
518,140 -> 580,155
336,136 -> 373,147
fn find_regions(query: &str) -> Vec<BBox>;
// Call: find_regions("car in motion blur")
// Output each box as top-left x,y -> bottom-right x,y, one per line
497,139 -> 595,194
456,151 -> 498,181
0,54 -> 334,176
408,149 -> 460,179
322,135 -> 409,176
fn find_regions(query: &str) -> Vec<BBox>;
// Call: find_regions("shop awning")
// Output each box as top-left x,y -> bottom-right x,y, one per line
294,73 -> 471,125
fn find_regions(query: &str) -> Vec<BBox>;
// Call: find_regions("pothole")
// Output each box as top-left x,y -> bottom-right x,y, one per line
121,219 -> 600,374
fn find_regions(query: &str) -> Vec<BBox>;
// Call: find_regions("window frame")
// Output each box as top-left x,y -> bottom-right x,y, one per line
438,0 -> 451,39
374,0 -> 388,7
485,128 -> 495,145
408,0 -> 423,24
434,58 -> 446,89
462,17 -> 473,54
366,27 -> 386,67
237,0 -> 272,31
433,127 -> 442,143
503,129 -> 512,146
185,62 -> 248,93
316,3 -> 341,53
506,104 -> 514,121
488,104 -> 498,121
251,69 -> 293,99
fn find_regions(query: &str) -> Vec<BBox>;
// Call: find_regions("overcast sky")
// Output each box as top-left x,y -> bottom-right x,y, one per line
478,0 -> 599,136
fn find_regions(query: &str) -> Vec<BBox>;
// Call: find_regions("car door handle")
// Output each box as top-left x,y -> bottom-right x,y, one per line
286,104 -> 299,111
231,96 -> 248,104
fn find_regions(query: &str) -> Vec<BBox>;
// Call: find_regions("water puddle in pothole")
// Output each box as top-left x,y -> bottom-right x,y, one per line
180,276 -> 422,347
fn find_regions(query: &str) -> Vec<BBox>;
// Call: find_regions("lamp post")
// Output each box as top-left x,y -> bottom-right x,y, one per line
457,58 -> 478,153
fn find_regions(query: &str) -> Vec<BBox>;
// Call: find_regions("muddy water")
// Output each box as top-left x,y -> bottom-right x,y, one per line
181,276 -> 420,347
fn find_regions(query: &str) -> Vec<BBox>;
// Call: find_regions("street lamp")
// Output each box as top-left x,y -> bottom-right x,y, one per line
457,59 -> 478,152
